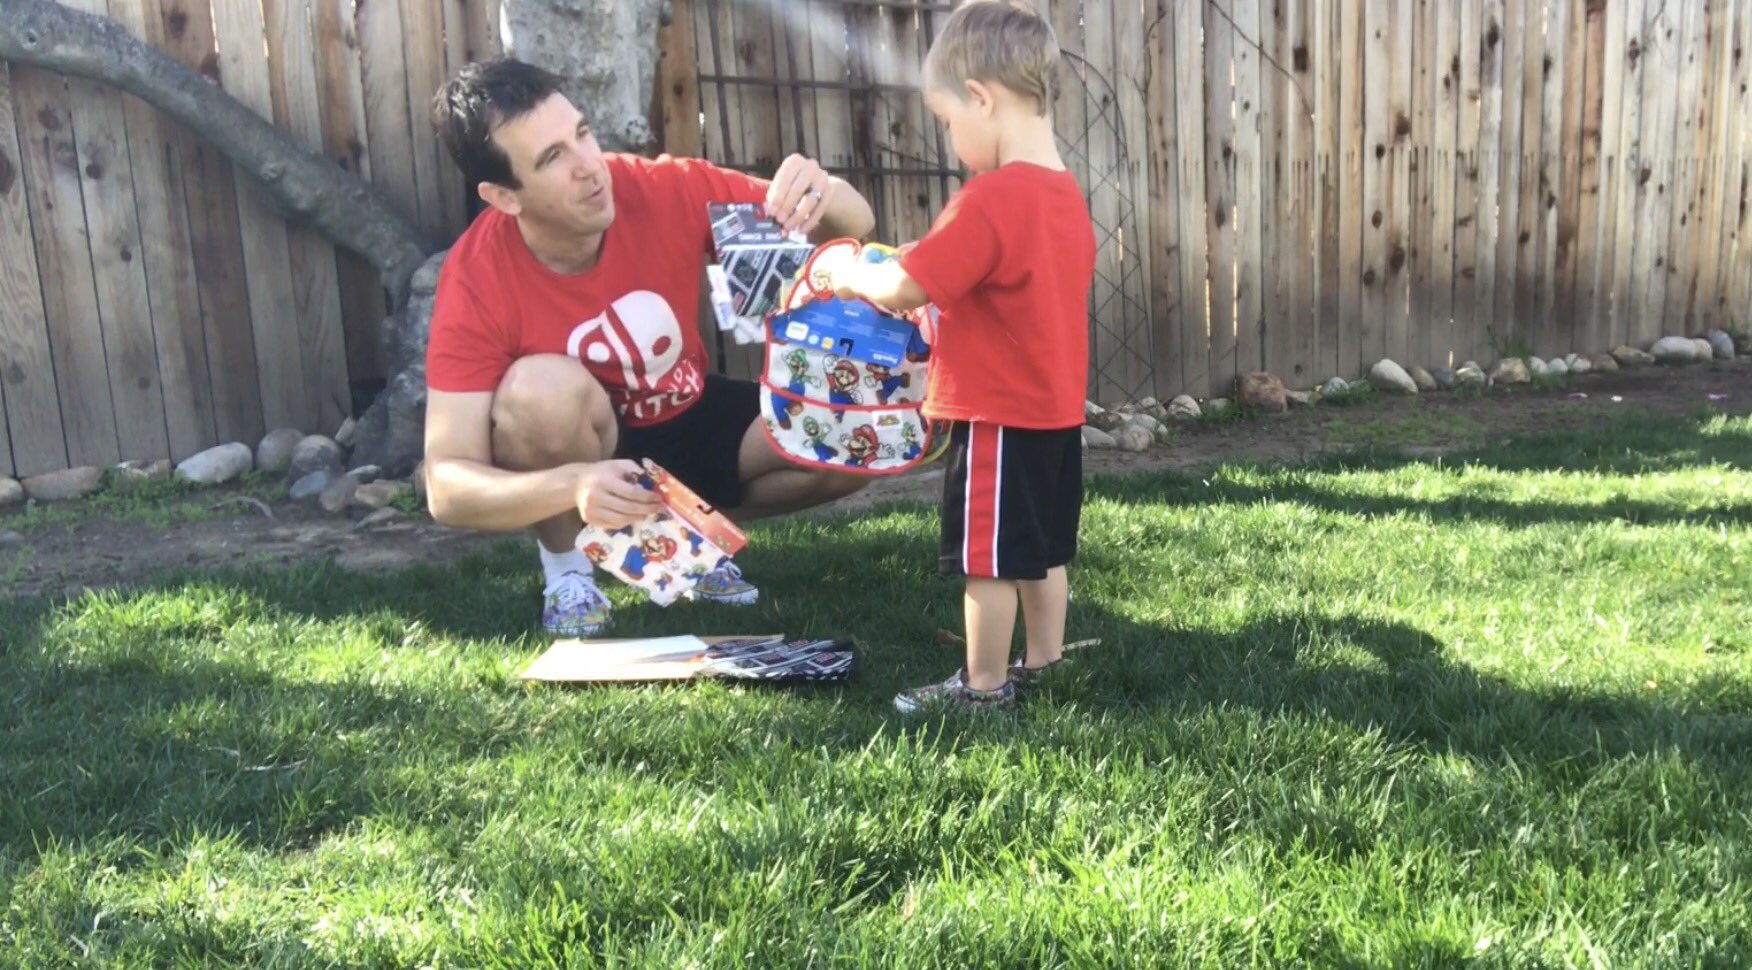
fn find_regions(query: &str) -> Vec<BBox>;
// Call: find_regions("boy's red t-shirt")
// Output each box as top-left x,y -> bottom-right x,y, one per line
899,163 -> 1095,429
425,154 -> 767,427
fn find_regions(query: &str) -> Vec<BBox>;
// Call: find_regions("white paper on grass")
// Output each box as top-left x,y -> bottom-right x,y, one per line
521,635 -> 710,679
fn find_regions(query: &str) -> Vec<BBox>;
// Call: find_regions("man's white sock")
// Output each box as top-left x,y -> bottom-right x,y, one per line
538,542 -> 594,589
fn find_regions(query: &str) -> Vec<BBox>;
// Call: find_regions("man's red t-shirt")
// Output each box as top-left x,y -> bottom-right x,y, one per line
425,154 -> 767,427
899,163 -> 1095,430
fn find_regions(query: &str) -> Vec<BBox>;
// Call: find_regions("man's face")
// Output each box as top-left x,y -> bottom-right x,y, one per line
487,93 -> 615,236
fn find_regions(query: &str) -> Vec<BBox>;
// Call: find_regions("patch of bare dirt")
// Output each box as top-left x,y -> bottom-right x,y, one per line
4,360 -> 1748,599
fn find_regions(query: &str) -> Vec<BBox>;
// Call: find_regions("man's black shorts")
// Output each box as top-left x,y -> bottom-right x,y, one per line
939,421 -> 1083,580
615,374 -> 759,509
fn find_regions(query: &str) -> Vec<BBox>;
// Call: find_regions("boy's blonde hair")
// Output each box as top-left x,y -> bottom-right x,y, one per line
924,1 -> 1058,117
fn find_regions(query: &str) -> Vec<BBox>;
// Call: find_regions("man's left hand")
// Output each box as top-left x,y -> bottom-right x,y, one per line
766,154 -> 836,235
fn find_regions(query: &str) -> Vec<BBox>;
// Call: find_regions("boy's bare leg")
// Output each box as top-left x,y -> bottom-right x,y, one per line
1017,566 -> 1068,668
963,577 -> 1019,691
489,354 -> 619,553
730,418 -> 868,519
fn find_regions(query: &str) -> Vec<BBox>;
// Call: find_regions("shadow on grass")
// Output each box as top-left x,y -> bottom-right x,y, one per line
1,406 -> 1747,897
1090,407 -> 1752,529
2,538 -> 1746,872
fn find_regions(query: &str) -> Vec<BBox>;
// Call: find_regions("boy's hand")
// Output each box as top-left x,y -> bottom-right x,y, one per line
830,257 -> 930,313
766,154 -> 836,235
831,265 -> 864,302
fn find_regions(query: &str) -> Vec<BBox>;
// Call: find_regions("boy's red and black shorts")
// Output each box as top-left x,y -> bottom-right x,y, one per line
939,421 -> 1083,581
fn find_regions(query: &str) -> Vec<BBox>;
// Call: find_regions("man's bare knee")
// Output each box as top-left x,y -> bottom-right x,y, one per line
814,468 -> 869,499
490,354 -> 616,470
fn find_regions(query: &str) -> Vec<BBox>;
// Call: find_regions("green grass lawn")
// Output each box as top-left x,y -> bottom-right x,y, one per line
3,410 -> 1750,967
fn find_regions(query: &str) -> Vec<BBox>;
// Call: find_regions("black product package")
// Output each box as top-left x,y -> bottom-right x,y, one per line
706,202 -> 814,345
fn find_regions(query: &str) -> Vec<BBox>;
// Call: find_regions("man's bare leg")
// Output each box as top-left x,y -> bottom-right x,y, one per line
729,418 -> 869,520
489,354 -> 619,552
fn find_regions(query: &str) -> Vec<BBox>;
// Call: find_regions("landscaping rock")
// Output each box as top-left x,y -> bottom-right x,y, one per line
1124,413 -> 1166,437
1430,366 -> 1458,390
1286,390 -> 1314,408
1546,356 -> 1569,376
1084,400 -> 1104,420
22,466 -> 104,502
289,435 -> 346,481
1651,335 -> 1703,364
1612,345 -> 1655,367
1706,329 -> 1737,360
1369,359 -> 1419,394
354,480 -> 412,509
1090,410 -> 1127,433
413,461 -> 427,504
1167,395 -> 1201,421
1455,365 -> 1487,387
1409,365 -> 1438,391
1691,338 -> 1715,362
1568,355 -> 1592,374
346,464 -> 385,484
1113,424 -> 1152,452
289,470 -> 334,502
1082,425 -> 1118,449
334,416 -> 358,449
1320,377 -> 1350,397
319,476 -> 359,514
0,529 -> 23,547
1206,397 -> 1232,415
1528,357 -> 1550,377
1490,358 -> 1531,384
176,442 -> 254,486
112,459 -> 173,490
1237,371 -> 1289,412
255,428 -> 304,474
354,508 -> 405,530
0,477 -> 22,508
1587,352 -> 1619,372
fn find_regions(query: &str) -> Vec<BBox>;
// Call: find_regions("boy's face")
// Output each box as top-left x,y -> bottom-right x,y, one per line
925,84 -> 1001,174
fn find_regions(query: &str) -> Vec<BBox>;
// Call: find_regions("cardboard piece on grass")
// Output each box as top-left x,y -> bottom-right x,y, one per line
520,634 -> 857,683
575,459 -> 747,606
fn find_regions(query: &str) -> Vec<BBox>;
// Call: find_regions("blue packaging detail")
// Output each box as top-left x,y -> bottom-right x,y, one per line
770,299 -> 919,368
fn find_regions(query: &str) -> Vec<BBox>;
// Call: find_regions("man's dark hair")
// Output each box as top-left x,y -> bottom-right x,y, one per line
432,58 -> 565,190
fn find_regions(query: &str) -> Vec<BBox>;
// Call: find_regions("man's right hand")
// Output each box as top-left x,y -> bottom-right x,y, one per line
574,460 -> 664,529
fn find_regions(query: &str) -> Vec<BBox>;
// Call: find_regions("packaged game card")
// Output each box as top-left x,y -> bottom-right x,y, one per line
574,459 -> 748,606
707,202 -> 814,345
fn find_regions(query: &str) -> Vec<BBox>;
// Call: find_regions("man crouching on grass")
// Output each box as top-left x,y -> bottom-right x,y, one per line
421,58 -> 875,637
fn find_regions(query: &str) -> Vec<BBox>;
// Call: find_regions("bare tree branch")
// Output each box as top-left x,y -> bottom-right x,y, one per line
0,0 -> 432,304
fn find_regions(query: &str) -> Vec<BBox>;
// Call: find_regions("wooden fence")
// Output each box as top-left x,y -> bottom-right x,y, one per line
0,0 -> 498,479
676,0 -> 1752,406
4,0 -> 1752,479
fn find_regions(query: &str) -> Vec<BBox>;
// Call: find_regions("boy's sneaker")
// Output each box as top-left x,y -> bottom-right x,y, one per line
684,560 -> 760,606
542,570 -> 612,637
893,669 -> 1016,714
1007,656 -> 1065,688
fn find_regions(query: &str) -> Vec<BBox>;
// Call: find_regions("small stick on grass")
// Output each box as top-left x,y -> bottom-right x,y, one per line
936,628 -> 1100,652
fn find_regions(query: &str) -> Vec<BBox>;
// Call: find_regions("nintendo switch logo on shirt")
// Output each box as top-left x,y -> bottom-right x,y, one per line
566,290 -> 703,424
